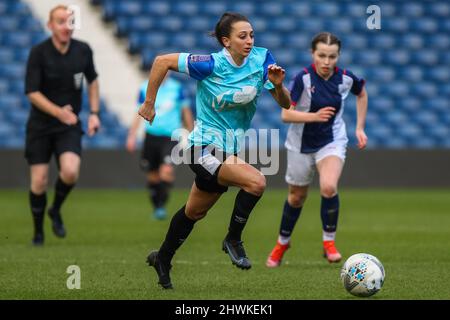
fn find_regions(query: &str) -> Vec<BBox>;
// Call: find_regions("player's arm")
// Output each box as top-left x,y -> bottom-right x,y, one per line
27,92 -> 78,125
139,53 -> 180,124
281,106 -> 336,123
267,64 -> 290,109
355,87 -> 368,149
182,107 -> 194,132
126,112 -> 142,153
87,79 -> 101,136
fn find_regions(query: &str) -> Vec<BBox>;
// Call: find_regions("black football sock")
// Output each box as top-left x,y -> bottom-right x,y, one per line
226,189 -> 262,241
158,205 -> 196,264
279,200 -> 303,238
51,177 -> 74,213
321,194 -> 340,232
156,181 -> 172,208
147,182 -> 160,208
30,191 -> 47,235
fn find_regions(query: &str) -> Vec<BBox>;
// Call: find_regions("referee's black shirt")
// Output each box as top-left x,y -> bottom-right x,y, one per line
25,37 -> 98,133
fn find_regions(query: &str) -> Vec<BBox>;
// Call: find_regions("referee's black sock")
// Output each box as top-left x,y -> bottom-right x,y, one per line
226,189 -> 262,241
29,191 -> 47,235
51,177 -> 75,213
158,205 -> 196,264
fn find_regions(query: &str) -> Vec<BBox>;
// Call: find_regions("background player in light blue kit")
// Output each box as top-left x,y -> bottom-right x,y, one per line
138,12 -> 291,289
126,73 -> 194,220
266,32 -> 368,267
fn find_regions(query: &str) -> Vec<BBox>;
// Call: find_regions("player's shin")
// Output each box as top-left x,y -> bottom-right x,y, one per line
29,191 -> 47,243
320,194 -> 340,240
158,205 -> 196,264
278,200 -> 303,244
226,189 -> 261,241
51,177 -> 75,212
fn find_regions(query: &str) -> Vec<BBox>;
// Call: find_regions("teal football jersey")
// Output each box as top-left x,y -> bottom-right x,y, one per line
138,77 -> 190,137
178,47 -> 275,153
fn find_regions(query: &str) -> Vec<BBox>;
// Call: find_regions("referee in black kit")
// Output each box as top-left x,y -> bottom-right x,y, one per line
25,5 -> 100,246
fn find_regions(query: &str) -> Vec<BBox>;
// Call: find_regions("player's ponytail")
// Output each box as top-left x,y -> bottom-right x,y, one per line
210,12 -> 250,47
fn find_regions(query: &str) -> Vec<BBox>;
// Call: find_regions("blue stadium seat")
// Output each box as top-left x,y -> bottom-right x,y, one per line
344,3 -> 365,17
427,2 -> 450,16
399,34 -> 424,50
411,50 -> 439,66
286,3 -> 311,17
257,32 -> 282,49
398,67 -> 423,82
170,33 -> 197,49
311,2 -> 339,17
370,97 -> 394,112
400,2 -> 424,17
0,64 -> 24,80
353,50 -> 382,66
231,3 -> 255,16
200,2 -> 227,16
410,18 -> 439,33
425,34 -> 450,49
396,97 -> 422,113
269,18 -> 296,32
410,82 -> 438,98
369,67 -> 395,82
383,18 -> 409,33
383,50 -> 410,65
172,2 -> 199,16
297,19 -> 324,32
342,33 -> 369,50
411,111 -> 438,127
0,48 -> 14,62
0,16 -> 19,31
258,3 -> 285,16
286,34 -> 309,49
251,17 -> 268,32
429,67 -> 450,82
370,34 -> 396,49
143,1 -> 170,16
184,16 -> 212,31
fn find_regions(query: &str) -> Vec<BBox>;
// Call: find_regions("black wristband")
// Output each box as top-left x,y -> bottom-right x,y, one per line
90,111 -> 99,115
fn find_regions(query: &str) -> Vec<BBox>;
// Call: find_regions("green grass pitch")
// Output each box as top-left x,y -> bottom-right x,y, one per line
1,188 -> 449,299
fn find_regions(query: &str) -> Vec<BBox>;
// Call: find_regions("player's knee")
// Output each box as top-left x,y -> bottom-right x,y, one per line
31,175 -> 48,194
288,191 -> 307,207
159,165 -> 174,182
60,168 -> 79,184
246,173 -> 266,196
185,207 -> 208,221
320,184 -> 338,198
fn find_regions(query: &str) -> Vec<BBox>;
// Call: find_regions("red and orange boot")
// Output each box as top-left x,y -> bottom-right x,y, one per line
266,241 -> 290,268
323,240 -> 342,263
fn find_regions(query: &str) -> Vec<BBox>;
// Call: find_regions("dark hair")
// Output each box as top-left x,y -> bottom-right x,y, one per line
311,32 -> 341,52
210,12 -> 250,47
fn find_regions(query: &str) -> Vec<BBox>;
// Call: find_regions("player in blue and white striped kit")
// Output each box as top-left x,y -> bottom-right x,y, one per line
138,13 -> 291,289
267,32 -> 369,267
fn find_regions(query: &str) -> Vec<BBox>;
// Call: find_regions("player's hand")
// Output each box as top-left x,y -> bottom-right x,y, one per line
138,100 -> 156,125
126,134 -> 136,153
314,107 -> 335,122
57,105 -> 78,125
88,113 -> 101,137
268,64 -> 286,87
356,128 -> 368,149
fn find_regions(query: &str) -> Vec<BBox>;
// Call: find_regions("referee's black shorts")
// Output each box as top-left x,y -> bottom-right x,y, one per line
188,145 -> 236,194
140,133 -> 177,172
25,126 -> 83,165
